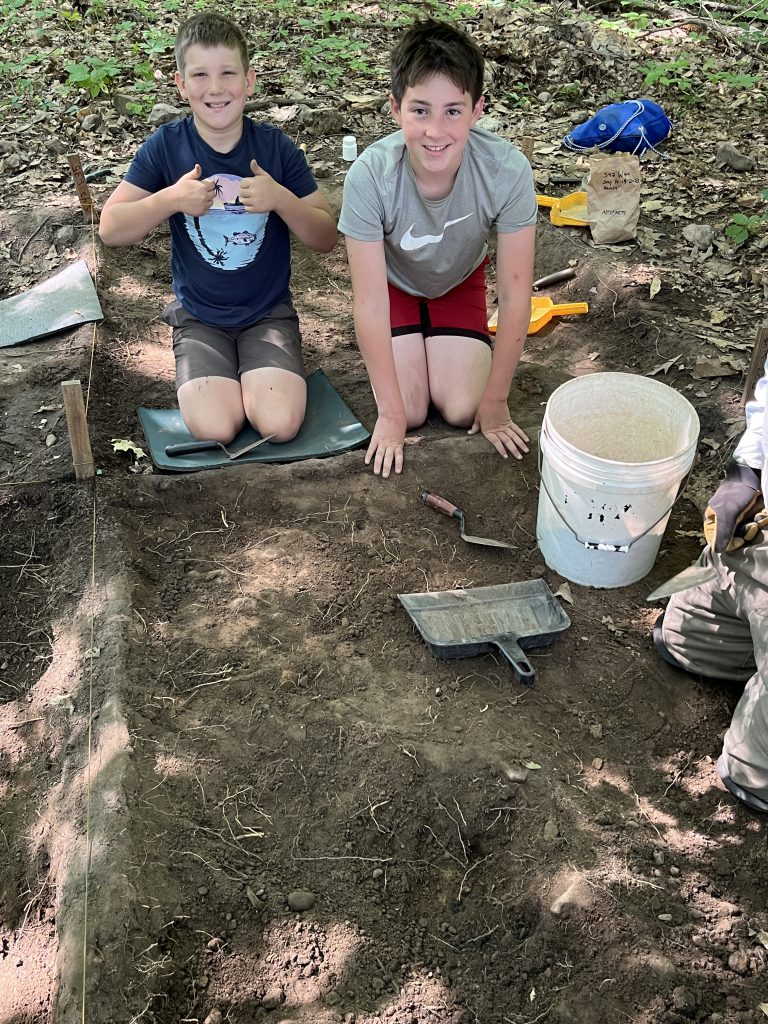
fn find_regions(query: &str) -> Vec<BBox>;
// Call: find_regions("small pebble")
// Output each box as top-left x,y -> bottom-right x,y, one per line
543,817 -> 559,841
262,985 -> 285,1009
716,141 -> 754,172
672,985 -> 696,1013
727,951 -> 748,975
503,764 -> 529,784
287,889 -> 316,912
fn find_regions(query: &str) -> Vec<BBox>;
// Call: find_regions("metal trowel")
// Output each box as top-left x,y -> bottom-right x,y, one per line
646,564 -> 717,601
165,433 -> 276,460
420,491 -> 514,549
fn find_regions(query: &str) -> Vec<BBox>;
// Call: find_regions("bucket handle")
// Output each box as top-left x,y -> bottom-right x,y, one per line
537,438 -> 694,553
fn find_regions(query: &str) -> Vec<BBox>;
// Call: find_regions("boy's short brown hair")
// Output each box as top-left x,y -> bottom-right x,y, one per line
390,19 -> 484,105
175,12 -> 250,75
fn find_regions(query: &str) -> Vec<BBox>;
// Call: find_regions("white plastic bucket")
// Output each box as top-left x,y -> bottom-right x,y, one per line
536,372 -> 700,588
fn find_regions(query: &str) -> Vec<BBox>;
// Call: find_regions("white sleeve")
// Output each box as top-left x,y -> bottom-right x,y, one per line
734,353 -> 767,469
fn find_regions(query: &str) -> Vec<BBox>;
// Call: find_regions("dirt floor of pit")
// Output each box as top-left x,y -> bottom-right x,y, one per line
1,181 -> 767,1024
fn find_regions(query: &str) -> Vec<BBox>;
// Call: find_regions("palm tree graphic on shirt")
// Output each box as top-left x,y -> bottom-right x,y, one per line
184,171 -> 267,270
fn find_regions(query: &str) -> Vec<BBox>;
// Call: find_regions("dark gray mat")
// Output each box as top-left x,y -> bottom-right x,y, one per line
0,259 -> 103,348
138,368 -> 370,472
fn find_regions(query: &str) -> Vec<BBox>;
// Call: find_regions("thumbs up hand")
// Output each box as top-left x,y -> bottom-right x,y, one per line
239,158 -> 280,213
172,164 -> 216,216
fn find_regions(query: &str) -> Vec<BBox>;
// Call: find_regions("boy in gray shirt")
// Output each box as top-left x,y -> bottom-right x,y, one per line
339,19 -> 537,477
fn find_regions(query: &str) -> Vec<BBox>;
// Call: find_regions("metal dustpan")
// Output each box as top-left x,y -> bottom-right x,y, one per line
398,579 -> 571,687
488,297 -> 589,336
536,191 -> 588,227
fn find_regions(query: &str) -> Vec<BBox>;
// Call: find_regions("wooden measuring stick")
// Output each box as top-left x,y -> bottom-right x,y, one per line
66,153 -> 95,222
61,380 -> 95,480
519,136 -> 535,165
741,322 -> 768,407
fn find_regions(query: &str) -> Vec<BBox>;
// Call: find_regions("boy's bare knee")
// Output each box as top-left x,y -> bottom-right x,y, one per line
432,391 -> 475,428
405,409 -> 428,430
183,413 -> 243,444
245,405 -> 304,443
403,395 -> 429,429
261,419 -> 301,444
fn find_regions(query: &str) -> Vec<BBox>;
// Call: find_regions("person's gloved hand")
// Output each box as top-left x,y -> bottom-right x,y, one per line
703,460 -> 762,553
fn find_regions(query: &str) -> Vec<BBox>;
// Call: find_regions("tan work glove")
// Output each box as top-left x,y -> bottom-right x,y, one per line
703,460 -> 763,553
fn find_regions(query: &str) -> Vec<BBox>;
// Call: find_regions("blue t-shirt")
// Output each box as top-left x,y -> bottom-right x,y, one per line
124,116 -> 318,326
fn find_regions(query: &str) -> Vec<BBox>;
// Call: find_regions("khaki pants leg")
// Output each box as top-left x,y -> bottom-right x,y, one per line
661,535 -> 768,808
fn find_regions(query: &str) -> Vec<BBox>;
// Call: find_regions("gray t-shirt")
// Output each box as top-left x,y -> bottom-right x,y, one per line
339,126 -> 537,299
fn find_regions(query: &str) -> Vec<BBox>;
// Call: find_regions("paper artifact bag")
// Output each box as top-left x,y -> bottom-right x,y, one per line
586,154 -> 641,244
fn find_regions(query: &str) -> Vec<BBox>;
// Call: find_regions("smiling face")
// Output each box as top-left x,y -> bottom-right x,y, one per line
390,73 -> 484,195
175,44 -> 255,148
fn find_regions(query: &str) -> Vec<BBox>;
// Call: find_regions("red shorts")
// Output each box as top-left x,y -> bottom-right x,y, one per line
388,259 -> 490,346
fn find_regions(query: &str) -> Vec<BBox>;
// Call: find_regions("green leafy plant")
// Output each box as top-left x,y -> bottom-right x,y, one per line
504,84 -> 533,109
642,57 -> 696,98
137,27 -> 174,58
64,55 -> 123,98
726,190 -> 768,247
703,65 -> 759,89
598,11 -> 650,35
299,35 -> 371,87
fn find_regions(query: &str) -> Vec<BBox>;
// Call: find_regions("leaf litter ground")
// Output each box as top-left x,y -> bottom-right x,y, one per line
1,2 -> 768,1023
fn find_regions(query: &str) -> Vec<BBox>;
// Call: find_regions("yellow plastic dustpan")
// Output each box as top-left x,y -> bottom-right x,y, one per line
488,297 -> 589,336
537,191 -> 588,227
528,297 -> 588,333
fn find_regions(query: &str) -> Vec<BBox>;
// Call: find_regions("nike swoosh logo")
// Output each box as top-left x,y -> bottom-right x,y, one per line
400,213 -> 474,251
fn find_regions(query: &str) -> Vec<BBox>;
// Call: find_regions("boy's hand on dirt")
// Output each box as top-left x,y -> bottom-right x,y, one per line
469,400 -> 529,460
240,159 -> 280,213
172,165 -> 215,216
365,415 -> 406,478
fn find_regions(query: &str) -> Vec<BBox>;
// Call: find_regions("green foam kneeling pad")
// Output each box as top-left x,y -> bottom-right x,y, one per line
138,368 -> 370,472
0,259 -> 103,348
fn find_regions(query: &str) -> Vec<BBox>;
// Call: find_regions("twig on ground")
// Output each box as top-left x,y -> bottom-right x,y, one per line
18,216 -> 51,260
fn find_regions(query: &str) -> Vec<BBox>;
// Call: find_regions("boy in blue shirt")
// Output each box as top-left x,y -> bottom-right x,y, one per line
339,19 -> 537,477
100,13 -> 336,444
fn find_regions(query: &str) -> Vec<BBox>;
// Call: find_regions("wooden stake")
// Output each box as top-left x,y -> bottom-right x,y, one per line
519,136 -> 535,165
66,153 -> 95,222
61,380 -> 95,480
741,322 -> 768,407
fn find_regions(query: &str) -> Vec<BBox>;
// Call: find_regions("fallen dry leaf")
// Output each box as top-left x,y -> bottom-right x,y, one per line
692,358 -> 739,379
648,352 -> 682,376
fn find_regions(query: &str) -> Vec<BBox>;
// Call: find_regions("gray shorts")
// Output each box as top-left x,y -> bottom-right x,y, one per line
661,533 -> 768,809
162,300 -> 305,389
